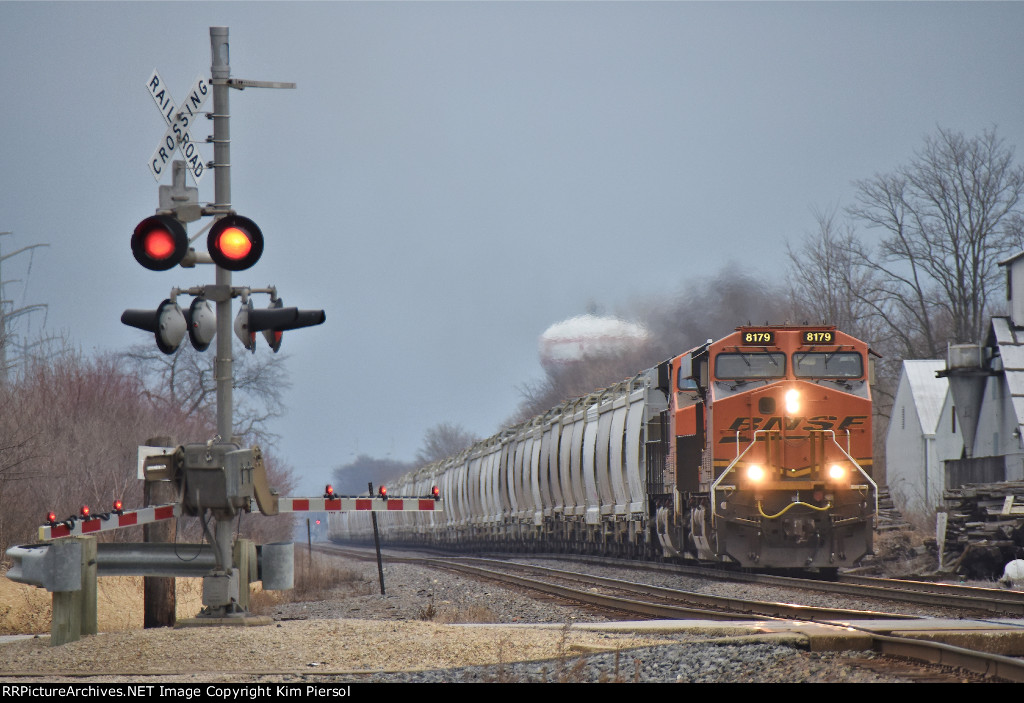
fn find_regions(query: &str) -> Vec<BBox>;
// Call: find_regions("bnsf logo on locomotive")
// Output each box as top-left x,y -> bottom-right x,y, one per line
721,415 -> 867,440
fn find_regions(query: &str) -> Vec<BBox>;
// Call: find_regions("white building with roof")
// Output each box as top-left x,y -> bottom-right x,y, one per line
886,360 -> 961,519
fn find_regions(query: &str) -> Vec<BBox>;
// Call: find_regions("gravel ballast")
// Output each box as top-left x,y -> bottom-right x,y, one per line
0,555 -> 957,683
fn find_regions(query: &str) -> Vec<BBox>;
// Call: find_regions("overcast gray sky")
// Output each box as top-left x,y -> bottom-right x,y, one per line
2,1 -> 1022,496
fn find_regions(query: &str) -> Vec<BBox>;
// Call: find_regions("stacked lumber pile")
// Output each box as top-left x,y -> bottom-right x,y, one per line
939,481 -> 1024,577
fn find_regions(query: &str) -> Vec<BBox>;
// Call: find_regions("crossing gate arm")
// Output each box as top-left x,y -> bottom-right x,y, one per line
39,503 -> 181,541
278,496 -> 443,512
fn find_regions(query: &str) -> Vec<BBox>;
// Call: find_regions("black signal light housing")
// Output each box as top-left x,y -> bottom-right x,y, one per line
207,215 -> 264,271
132,215 -> 189,271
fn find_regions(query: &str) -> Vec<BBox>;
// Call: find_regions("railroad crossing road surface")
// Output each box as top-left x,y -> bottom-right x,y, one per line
467,618 -> 1024,656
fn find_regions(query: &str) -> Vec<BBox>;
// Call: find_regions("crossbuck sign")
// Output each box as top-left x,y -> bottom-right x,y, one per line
146,69 -> 209,183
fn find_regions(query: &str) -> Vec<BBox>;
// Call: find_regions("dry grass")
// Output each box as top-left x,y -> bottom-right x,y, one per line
870,526 -> 941,578
249,553 -> 373,613
0,570 -> 205,635
486,622 -> 632,683
414,592 -> 498,624
433,604 -> 498,624
0,551 -> 377,634
874,527 -> 929,560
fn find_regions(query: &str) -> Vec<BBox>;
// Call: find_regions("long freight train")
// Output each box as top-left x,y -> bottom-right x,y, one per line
330,325 -> 878,571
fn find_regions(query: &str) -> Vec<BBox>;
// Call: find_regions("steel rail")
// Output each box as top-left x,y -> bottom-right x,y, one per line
868,631 -> 1024,683
441,557 -> 916,621
425,560 -> 763,621
506,552 -> 1024,615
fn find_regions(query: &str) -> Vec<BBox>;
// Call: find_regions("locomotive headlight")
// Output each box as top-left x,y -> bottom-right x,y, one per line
746,464 -> 765,482
785,388 -> 800,414
828,463 -> 847,481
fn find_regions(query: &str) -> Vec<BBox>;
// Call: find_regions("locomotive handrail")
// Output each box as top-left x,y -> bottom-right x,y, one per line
710,429 -> 771,527
822,429 -> 879,518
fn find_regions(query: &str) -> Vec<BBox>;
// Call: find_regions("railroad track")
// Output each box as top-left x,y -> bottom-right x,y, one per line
320,542 -> 1024,682
325,542 -> 1024,616
424,556 -> 916,622
497,551 -> 1024,616
837,573 -> 1024,614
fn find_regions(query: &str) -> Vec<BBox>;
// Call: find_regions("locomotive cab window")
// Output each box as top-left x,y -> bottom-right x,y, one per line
793,352 -> 863,379
714,352 -> 786,379
678,376 -> 699,391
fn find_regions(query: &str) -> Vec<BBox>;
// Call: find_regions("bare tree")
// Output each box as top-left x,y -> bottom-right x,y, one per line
845,126 -> 1024,357
0,351 -> 212,555
121,343 -> 290,446
0,348 -> 298,557
786,206 -> 883,337
414,422 -> 481,465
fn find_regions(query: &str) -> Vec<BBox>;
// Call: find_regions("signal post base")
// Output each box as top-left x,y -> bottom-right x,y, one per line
175,615 -> 273,628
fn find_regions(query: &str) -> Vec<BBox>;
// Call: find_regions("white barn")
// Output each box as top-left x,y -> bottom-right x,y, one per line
886,360 -> 959,519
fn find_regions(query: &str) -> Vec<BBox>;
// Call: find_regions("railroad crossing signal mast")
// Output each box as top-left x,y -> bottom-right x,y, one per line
123,27 -> 322,618
5,28 -> 441,642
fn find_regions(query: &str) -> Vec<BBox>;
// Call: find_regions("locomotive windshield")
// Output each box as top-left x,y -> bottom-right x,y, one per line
714,352 -> 786,379
793,352 -> 863,379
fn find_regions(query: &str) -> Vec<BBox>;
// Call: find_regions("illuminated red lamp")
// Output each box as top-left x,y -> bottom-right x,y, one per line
113,499 -> 124,515
378,485 -> 387,499
207,215 -> 264,271
80,505 -> 91,519
131,215 -> 189,271
324,484 -> 335,498
46,511 -> 57,526
431,486 -> 440,499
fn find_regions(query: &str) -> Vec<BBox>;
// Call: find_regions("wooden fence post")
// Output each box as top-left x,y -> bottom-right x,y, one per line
50,535 -> 96,646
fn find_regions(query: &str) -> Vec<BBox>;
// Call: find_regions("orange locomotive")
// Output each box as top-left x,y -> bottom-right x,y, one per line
653,325 -> 877,570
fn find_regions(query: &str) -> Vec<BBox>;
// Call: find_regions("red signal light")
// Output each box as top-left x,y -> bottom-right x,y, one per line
269,329 -> 283,352
47,511 -> 57,526
132,215 -> 189,271
217,227 -> 252,259
324,484 -> 335,498
378,485 -> 387,498
80,505 -> 91,519
432,486 -> 440,499
208,215 -> 263,271
144,229 -> 176,259
113,499 -> 123,515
